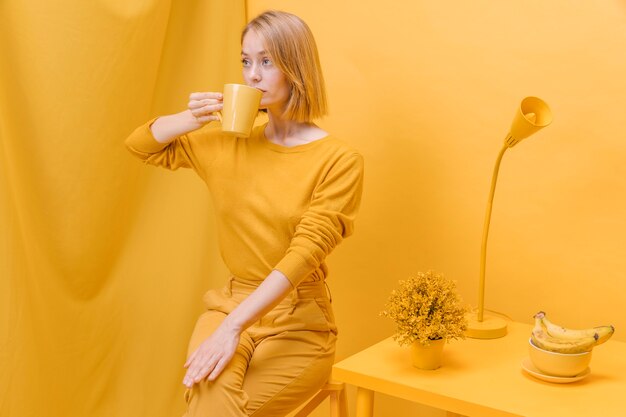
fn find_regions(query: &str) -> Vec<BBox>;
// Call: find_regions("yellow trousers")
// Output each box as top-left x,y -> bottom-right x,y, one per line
182,278 -> 337,417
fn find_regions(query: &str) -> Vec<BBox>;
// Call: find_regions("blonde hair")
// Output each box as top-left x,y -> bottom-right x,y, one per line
243,11 -> 327,122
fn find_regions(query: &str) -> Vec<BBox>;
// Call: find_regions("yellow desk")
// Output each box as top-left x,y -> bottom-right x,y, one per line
332,322 -> 626,417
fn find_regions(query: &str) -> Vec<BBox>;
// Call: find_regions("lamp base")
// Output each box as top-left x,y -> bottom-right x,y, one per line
465,312 -> 508,339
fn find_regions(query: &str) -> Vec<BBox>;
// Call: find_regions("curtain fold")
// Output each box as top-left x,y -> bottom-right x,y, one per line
0,1 -> 245,416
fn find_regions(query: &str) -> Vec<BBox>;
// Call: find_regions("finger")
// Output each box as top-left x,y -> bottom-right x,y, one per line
188,101 -> 208,113
188,100 -> 203,110
189,99 -> 220,110
190,103 -> 222,118
184,354 -> 195,368
194,365 -> 213,382
183,363 -> 201,387
188,352 -> 215,376
207,357 -> 229,381
183,366 -> 201,387
183,375 -> 195,388
189,359 -> 217,383
189,92 -> 223,101
184,350 -> 198,368
194,115 -> 220,125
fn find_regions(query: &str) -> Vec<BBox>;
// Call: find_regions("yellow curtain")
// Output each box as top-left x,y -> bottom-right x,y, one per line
0,1 -> 245,416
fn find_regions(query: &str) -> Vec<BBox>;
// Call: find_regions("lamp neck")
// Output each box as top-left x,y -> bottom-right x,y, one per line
505,134 -> 520,147
478,143 -> 509,322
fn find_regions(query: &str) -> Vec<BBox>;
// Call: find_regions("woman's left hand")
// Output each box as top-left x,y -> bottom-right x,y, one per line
182,271 -> 293,387
182,321 -> 241,387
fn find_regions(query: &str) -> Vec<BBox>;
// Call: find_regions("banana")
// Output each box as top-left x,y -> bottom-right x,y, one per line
534,311 -> 615,347
595,326 -> 616,346
531,316 -> 597,354
537,311 -> 615,346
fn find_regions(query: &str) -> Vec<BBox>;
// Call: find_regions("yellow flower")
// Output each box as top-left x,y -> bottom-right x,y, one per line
380,271 -> 468,346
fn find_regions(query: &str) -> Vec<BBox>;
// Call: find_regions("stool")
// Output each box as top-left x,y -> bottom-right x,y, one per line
293,380 -> 348,417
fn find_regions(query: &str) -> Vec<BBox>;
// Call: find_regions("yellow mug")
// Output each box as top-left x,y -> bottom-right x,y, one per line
218,84 -> 262,137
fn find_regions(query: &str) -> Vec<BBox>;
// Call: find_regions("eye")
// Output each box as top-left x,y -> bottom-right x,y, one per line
262,58 -> 272,66
241,58 -> 251,67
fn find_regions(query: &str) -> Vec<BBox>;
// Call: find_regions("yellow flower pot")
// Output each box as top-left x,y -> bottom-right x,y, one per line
411,338 -> 445,370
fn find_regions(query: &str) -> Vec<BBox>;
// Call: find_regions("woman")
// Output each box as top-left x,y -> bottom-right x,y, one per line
125,10 -> 364,417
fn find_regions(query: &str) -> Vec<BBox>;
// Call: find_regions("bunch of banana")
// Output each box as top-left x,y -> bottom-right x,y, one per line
531,311 -> 615,354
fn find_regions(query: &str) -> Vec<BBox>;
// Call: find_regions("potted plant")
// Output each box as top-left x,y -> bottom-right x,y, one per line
381,270 -> 468,369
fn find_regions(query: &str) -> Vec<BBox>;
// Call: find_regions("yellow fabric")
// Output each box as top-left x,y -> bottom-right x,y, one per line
1,1 -> 246,416
125,121 -> 364,288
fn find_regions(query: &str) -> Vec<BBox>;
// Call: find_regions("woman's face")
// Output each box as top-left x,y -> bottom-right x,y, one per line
241,30 -> 290,112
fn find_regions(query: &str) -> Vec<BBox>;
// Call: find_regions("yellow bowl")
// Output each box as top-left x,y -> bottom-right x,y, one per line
528,338 -> 592,377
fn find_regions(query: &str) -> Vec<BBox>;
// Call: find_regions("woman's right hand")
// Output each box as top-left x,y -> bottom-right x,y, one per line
188,92 -> 223,125
149,92 -> 224,143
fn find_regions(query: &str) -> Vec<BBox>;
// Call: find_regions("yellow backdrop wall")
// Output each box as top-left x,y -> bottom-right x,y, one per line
245,1 -> 625,416
2,1 -> 626,417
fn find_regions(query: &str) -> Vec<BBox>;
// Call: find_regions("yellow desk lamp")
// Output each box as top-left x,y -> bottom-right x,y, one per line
466,96 -> 553,339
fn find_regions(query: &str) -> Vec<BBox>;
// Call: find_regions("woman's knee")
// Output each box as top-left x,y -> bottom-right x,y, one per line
245,331 -> 337,417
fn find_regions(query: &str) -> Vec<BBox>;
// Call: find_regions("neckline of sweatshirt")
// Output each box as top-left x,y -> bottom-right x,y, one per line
254,123 -> 335,154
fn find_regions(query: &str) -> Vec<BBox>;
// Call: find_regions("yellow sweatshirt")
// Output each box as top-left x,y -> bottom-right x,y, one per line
125,121 -> 364,288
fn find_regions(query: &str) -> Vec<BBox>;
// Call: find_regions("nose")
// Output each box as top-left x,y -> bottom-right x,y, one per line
249,63 -> 262,83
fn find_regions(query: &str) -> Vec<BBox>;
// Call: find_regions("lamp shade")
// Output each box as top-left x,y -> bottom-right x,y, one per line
506,96 -> 553,147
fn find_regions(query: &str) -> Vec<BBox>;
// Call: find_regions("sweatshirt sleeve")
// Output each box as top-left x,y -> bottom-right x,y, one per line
124,118 -> 218,176
273,152 -> 365,287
